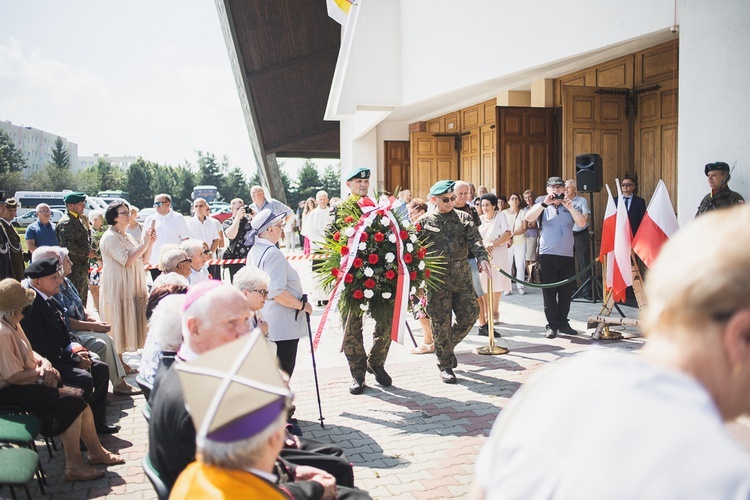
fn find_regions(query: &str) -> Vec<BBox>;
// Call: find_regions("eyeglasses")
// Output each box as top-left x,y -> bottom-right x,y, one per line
252,289 -> 269,298
153,201 -> 170,207
621,183 -> 635,188
117,211 -> 129,216
202,249 -> 211,255
178,258 -> 192,265
439,195 -> 457,203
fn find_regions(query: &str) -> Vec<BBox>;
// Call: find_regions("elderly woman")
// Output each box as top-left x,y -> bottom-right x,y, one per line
407,198 -> 435,355
232,266 -> 276,358
0,279 -> 123,482
247,210 -> 312,378
181,238 -> 211,285
478,193 -> 512,335
139,292 -> 187,386
87,210 -> 106,311
99,201 -> 157,357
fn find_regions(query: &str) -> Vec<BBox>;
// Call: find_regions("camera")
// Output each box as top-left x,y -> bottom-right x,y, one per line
552,193 -> 565,200
242,205 -> 255,216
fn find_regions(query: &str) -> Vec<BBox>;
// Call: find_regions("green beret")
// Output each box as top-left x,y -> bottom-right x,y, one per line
63,191 -> 87,204
704,161 -> 730,176
345,167 -> 370,181
429,180 -> 455,196
25,257 -> 60,279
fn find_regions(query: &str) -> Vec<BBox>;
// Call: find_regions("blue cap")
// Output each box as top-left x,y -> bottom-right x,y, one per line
345,167 -> 370,181
429,180 -> 455,196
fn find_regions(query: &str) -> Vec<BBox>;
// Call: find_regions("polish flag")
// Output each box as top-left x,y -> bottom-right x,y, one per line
598,185 -> 616,292
632,180 -> 680,267
612,179 -> 633,302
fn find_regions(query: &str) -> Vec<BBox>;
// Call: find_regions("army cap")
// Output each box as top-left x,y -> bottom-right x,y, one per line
24,257 -> 61,279
429,180 -> 455,196
3,198 -> 17,209
704,161 -> 730,176
547,176 -> 565,187
63,191 -> 87,204
345,167 -> 370,181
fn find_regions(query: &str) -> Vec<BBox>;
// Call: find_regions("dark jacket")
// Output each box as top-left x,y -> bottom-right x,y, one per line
614,195 -> 647,236
20,291 -> 81,366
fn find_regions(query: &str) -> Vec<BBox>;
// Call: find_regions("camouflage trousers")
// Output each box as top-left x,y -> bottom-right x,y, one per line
69,264 -> 89,308
426,260 -> 479,370
343,314 -> 392,380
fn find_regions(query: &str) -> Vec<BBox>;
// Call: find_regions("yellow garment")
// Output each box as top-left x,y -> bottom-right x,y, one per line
170,462 -> 288,500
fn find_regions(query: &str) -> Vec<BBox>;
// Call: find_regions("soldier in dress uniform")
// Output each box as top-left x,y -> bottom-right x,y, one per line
696,161 -> 745,216
416,180 -> 490,384
0,197 -> 24,280
56,192 -> 95,301
329,167 -> 395,395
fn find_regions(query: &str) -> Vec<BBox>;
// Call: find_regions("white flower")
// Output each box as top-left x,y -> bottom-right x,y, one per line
410,234 -> 417,242
381,292 -> 392,299
410,286 -> 417,295
364,218 -> 373,227
381,217 -> 390,226
385,252 -> 395,263
344,227 -> 355,238
358,242 -> 367,251
406,243 -> 414,252
388,233 -> 398,243
418,260 -> 426,270
360,304 -> 369,311
363,267 -> 374,277
364,289 -> 374,299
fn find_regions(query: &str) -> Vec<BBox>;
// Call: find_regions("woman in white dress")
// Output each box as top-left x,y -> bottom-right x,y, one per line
503,193 -> 528,295
479,193 -> 512,329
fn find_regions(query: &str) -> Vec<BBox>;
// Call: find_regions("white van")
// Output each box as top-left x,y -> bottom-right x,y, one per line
14,191 -> 108,216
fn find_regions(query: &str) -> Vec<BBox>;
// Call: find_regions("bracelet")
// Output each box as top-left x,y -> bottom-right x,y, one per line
541,202 -> 548,208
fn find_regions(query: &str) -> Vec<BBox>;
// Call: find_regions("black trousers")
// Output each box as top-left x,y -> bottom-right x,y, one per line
539,254 -> 576,331
225,263 -> 244,283
281,437 -> 354,487
573,230 -> 591,295
54,358 -> 109,427
275,339 -> 300,378
149,268 -> 162,282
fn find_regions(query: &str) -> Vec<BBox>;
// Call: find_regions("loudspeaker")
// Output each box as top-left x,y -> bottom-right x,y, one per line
575,154 -> 603,193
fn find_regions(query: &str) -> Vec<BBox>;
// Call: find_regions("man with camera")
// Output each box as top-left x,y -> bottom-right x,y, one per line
525,177 -> 587,339
223,198 -> 254,282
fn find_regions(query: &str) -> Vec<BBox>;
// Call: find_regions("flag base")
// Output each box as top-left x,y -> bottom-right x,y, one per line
476,345 -> 510,355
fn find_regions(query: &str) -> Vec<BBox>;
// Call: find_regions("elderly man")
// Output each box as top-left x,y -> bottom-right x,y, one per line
148,281 -> 362,497
143,193 -> 190,281
186,197 -> 222,279
181,239 -> 211,285
473,206 -> 750,498
159,246 -> 192,281
300,190 -> 331,306
453,180 -> 485,327
20,258 -> 118,434
55,192 -> 95,300
25,203 -> 59,252
398,189 -> 412,204
564,179 -> 591,300
696,161 -> 745,216
222,198 -> 254,282
0,197 -> 24,280
249,185 -> 293,225
526,177 -> 587,339
417,180 -> 491,383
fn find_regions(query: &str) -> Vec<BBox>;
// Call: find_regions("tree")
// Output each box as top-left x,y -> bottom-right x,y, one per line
126,157 -> 155,209
196,151 -> 222,188
0,130 -> 26,173
321,163 -> 341,199
79,157 -> 124,195
223,166 -> 249,202
294,160 -> 323,206
48,137 -> 70,169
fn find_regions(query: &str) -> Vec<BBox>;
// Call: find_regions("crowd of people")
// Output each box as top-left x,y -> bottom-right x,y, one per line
0,159 -> 746,495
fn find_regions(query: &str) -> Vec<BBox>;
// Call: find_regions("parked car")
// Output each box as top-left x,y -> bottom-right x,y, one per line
12,209 -> 65,228
136,208 -> 156,223
211,205 -> 233,223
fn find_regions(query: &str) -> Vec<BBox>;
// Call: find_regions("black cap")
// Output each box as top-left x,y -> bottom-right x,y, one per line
704,162 -> 730,176
25,258 -> 60,279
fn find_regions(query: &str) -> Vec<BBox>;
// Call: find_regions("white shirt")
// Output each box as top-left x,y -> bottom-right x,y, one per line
186,216 -> 221,249
143,210 -> 190,267
475,350 -> 750,499
188,267 -> 210,286
300,207 -> 330,250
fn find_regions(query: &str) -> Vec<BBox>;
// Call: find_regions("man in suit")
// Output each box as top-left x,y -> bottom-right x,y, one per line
20,258 -> 118,435
613,175 -> 647,236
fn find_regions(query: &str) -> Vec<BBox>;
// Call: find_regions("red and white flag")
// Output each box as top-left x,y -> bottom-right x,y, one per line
598,184 -> 616,292
612,179 -> 633,302
632,180 -> 680,267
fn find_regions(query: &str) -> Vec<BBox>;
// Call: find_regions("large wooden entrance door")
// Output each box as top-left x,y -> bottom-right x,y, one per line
563,86 -> 630,231
384,141 -> 410,195
409,133 -> 457,199
498,107 -> 556,198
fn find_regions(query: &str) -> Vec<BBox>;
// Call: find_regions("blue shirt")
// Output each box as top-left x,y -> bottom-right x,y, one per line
25,220 -> 59,247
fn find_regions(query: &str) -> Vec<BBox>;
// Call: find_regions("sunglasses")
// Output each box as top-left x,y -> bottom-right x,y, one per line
439,195 -> 457,203
178,258 -> 192,265
202,249 -> 211,255
621,183 -> 635,187
253,289 -> 269,298
117,210 -> 130,216
153,201 -> 170,207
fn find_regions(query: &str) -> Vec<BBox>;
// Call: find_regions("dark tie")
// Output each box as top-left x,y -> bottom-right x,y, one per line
624,197 -> 630,210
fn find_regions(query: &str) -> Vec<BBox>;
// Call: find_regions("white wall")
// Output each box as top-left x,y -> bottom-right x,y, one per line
677,0 -> 750,223
339,118 -> 379,196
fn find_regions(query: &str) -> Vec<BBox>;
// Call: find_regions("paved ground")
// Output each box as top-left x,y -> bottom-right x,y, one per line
12,255 -> 750,499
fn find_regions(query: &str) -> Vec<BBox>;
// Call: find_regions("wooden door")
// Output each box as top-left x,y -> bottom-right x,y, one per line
460,129 -> 480,188
498,107 -> 556,199
563,85 -> 631,233
409,132 -> 458,199
480,124 -> 497,194
384,141 -> 410,195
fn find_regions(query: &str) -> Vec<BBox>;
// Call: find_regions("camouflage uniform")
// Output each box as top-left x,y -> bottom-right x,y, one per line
417,209 -> 488,370
330,195 -> 393,381
56,212 -> 91,300
696,187 -> 745,217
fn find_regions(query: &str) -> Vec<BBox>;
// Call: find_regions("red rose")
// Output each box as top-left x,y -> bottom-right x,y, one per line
400,230 -> 409,240
374,232 -> 385,242
331,268 -> 339,277
345,273 -> 354,284
364,278 -> 376,289
425,269 -> 431,278
410,271 -> 417,280
333,232 -> 341,241
368,253 -> 379,265
385,269 -> 396,280
353,289 -> 364,299
360,232 -> 369,242
417,248 -> 427,259
415,223 -> 422,231
403,253 -> 413,264
352,257 -> 363,269
344,215 -> 355,223
340,246 -> 349,256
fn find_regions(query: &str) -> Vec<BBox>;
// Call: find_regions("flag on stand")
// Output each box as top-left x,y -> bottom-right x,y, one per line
612,179 -> 633,302
327,0 -> 354,25
632,180 -> 680,267
598,184 -> 617,293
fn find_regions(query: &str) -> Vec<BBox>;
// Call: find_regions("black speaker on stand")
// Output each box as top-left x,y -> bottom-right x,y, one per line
573,153 -> 602,303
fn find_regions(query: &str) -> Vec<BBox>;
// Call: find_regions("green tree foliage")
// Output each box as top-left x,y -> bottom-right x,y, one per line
197,151 -> 223,188
49,137 -> 71,169
125,157 -> 156,209
223,166 -> 249,202
79,157 -> 125,195
0,130 -> 26,173
294,160 -> 323,206
320,163 -> 341,199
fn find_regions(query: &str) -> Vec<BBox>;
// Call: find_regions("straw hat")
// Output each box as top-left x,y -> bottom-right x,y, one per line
0,279 -> 36,313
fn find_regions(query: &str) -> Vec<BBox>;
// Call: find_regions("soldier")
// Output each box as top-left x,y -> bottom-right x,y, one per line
696,161 -> 745,216
56,192 -> 95,301
0,197 -> 24,280
330,167 -> 394,395
417,180 -> 491,384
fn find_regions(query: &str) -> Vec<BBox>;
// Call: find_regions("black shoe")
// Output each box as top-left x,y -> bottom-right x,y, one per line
95,423 -> 120,435
478,324 -> 489,336
316,301 -> 323,307
452,355 -> 458,369
545,328 -> 557,339
559,324 -> 579,335
440,368 -> 457,384
322,300 -> 329,305
349,378 -> 366,395
581,293 -> 592,301
366,363 -> 392,387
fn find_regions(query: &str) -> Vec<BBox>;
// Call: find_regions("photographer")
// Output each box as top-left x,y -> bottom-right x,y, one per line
525,177 -> 587,339
222,198 -> 254,282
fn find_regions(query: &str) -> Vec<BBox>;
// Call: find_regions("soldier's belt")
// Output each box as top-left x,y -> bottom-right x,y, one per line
449,260 -> 468,268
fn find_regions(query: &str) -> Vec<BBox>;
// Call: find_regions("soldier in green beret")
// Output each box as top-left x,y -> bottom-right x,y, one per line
56,192 -> 95,301
416,180 -> 490,384
696,162 -> 745,217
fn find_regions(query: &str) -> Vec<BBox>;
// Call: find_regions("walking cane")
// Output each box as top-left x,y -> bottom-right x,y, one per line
302,300 -> 326,428
476,259 -> 510,356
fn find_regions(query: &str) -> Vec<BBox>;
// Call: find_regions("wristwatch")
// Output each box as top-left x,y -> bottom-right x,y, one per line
540,202 -> 549,208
